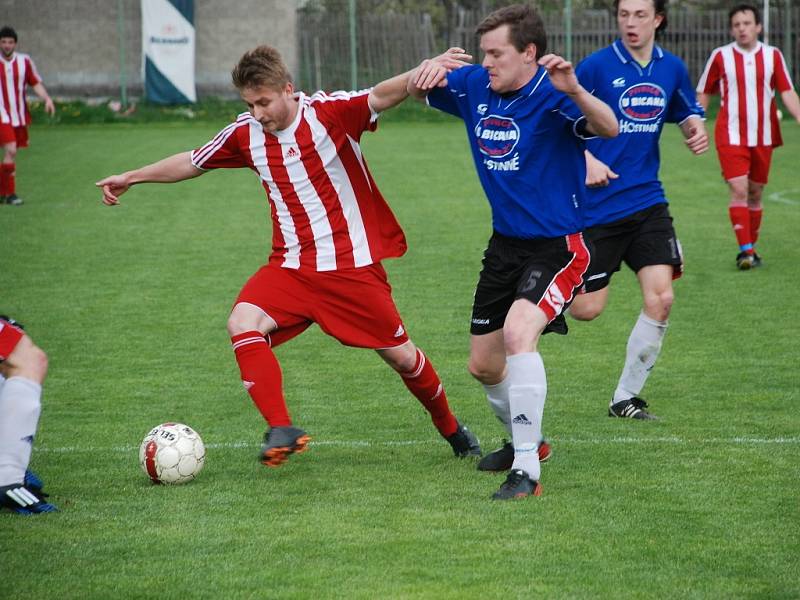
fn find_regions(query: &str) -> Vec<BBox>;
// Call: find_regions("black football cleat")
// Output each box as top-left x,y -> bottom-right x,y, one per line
0,483 -> 57,514
260,426 -> 311,467
492,469 -> 541,500
477,438 -> 551,471
609,397 -> 658,420
736,251 -> 755,270
446,422 -> 482,458
752,252 -> 763,267
4,194 -> 23,206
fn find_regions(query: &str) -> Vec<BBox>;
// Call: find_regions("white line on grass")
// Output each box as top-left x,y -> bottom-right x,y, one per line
767,189 -> 800,205
36,436 -> 800,454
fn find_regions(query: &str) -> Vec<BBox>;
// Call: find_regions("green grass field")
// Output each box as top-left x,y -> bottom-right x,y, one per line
1,117 -> 798,599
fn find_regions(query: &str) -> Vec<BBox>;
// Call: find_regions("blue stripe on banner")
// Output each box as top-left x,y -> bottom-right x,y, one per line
145,57 -> 192,105
166,0 -> 193,24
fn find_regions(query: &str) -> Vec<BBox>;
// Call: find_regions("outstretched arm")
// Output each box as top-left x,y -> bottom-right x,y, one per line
32,82 -> 55,116
679,115 -> 709,155
368,71 -> 415,114
538,54 -> 618,138
406,47 -> 473,101
780,89 -> 800,123
95,151 -> 203,205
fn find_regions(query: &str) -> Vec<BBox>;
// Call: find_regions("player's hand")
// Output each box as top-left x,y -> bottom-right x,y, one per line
538,54 -> 579,95
95,174 -> 131,205
585,153 -> 619,187
683,122 -> 709,155
44,97 -> 56,116
412,47 -> 472,91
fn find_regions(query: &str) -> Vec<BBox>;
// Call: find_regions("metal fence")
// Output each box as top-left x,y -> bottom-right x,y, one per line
298,6 -> 800,92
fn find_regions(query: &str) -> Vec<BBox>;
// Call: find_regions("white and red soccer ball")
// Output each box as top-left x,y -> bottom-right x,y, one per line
139,423 -> 205,484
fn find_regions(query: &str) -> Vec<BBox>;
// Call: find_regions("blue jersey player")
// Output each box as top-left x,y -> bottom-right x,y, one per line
408,4 -> 618,500
569,0 -> 708,420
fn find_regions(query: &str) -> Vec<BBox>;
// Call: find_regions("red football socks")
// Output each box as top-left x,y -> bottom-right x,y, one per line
231,331 -> 291,427
0,163 -> 14,196
749,207 -> 763,246
729,205 -> 753,252
399,349 -> 458,437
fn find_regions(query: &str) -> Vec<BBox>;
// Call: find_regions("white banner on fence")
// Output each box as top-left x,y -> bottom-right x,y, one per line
141,0 -> 196,104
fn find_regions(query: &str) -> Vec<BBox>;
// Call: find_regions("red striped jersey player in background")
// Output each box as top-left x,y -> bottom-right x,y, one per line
96,45 -> 483,467
696,4 -> 800,270
0,26 -> 55,206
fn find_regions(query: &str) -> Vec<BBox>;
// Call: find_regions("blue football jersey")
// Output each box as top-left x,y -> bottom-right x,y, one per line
427,64 -> 592,239
576,40 -> 705,227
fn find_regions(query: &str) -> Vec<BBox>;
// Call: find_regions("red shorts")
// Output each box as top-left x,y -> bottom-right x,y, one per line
0,319 -> 25,361
0,123 -> 29,147
717,145 -> 773,184
0,123 -> 28,148
235,263 -> 410,349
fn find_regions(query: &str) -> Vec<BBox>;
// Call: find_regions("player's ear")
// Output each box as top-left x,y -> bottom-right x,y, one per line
284,81 -> 295,96
524,43 -> 537,64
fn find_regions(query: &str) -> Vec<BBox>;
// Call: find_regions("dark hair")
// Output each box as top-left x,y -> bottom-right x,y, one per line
614,0 -> 669,32
0,26 -> 17,41
231,45 -> 292,91
476,4 -> 547,59
729,4 -> 761,26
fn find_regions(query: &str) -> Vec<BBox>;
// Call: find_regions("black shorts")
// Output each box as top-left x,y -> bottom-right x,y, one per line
471,231 -> 590,335
581,203 -> 683,294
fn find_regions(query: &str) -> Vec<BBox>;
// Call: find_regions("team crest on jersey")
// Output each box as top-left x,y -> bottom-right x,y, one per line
474,115 -> 520,158
618,83 -> 667,121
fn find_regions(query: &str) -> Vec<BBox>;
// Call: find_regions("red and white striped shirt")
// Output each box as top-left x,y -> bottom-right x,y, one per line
697,42 -> 794,147
0,52 -> 42,127
191,90 -> 407,272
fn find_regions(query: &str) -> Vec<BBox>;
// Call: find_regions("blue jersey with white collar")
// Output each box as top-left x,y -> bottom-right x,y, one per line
427,64 -> 591,239
576,40 -> 704,227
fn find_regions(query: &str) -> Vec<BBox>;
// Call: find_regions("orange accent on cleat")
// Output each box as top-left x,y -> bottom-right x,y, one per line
293,435 -> 311,453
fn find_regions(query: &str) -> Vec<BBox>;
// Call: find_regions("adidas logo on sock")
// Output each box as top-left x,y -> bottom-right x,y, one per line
512,413 -> 532,426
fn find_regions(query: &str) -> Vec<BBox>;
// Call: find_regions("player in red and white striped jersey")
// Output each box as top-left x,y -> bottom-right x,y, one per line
696,4 -> 800,270
96,45 -> 483,468
0,26 -> 55,206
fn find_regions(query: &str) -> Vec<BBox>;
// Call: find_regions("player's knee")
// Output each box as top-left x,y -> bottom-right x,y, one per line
467,356 -> 506,385
386,346 -> 418,373
32,346 -> 48,380
17,342 -> 48,383
226,315 -> 246,336
226,312 -> 261,336
644,290 -> 673,321
569,302 -> 601,321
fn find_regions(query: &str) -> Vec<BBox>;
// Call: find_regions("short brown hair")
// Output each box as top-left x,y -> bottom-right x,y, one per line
476,4 -> 547,58
231,45 -> 292,91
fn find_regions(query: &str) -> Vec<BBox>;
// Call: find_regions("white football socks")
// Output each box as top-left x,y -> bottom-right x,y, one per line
613,311 -> 668,404
483,376 -> 512,435
507,352 -> 546,481
0,376 -> 42,487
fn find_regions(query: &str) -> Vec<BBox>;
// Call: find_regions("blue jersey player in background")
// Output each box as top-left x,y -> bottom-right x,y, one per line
408,4 -> 618,500
569,0 -> 708,420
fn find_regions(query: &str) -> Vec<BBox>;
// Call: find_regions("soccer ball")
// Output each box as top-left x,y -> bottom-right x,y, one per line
139,422 -> 206,484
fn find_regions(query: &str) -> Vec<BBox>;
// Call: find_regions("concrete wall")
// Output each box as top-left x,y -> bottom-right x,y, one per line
0,0 -> 298,99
